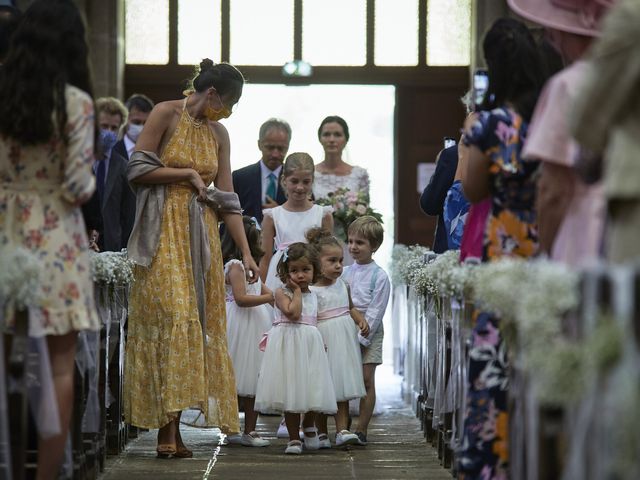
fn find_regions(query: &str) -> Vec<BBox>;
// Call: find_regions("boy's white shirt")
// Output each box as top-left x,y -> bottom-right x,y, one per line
341,260 -> 391,347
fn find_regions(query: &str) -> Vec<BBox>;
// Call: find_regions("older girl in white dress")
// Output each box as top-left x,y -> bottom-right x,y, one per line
259,152 -> 333,292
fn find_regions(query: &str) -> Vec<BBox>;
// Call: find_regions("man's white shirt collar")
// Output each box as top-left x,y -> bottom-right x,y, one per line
124,134 -> 135,159
259,159 -> 282,180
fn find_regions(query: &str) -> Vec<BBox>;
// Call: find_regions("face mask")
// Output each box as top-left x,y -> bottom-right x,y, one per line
205,102 -> 232,122
99,129 -> 118,159
127,123 -> 143,142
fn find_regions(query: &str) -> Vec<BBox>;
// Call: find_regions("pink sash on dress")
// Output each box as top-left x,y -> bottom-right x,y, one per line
317,306 -> 350,321
258,313 -> 317,352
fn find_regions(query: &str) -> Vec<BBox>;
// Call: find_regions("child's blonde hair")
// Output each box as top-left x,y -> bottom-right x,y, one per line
282,152 -> 314,180
348,216 -> 384,251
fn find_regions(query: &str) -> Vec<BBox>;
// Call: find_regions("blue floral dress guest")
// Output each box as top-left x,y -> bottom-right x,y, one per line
442,180 -> 469,250
459,18 -> 549,480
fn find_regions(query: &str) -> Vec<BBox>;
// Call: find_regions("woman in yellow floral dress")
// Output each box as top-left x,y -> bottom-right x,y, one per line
123,59 -> 259,457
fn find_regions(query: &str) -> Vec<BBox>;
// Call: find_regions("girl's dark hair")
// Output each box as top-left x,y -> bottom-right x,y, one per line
189,59 -> 245,105
318,115 -> 350,142
221,216 -> 264,264
481,18 -> 547,122
0,0 -> 94,145
276,242 -> 320,284
306,227 -> 341,252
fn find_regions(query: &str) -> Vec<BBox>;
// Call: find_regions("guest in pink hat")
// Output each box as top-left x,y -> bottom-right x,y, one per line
570,0 -> 640,263
512,0 -> 616,268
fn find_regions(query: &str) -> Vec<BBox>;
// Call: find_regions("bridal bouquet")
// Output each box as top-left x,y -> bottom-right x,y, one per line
317,187 -> 383,241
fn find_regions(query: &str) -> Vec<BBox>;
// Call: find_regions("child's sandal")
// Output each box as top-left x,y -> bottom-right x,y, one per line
302,427 -> 320,451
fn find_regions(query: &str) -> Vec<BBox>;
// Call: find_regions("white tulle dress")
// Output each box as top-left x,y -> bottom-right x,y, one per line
254,290 -> 337,415
263,204 -> 333,292
311,280 -> 366,402
224,260 -> 274,397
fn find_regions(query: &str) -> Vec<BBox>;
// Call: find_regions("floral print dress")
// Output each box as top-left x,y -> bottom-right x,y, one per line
458,107 -> 539,479
0,85 -> 100,337
123,101 -> 239,432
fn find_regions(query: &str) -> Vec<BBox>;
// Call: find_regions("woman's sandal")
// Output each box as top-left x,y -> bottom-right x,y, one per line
173,421 -> 193,458
156,444 -> 177,458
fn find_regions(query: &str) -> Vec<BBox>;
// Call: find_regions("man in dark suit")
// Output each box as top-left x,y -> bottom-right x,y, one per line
419,144 -> 458,253
232,118 -> 291,223
113,93 -> 154,161
101,148 -> 136,251
94,97 -> 136,251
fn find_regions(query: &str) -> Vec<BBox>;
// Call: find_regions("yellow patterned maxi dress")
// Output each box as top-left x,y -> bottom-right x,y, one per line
124,102 -> 239,432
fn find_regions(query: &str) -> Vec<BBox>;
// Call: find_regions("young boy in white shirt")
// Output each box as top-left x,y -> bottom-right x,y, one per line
341,216 -> 391,446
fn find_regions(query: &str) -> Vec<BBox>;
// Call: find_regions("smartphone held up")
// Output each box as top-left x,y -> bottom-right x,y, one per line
472,69 -> 489,112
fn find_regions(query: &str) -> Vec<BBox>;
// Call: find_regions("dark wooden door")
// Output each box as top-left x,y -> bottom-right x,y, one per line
395,72 -> 469,247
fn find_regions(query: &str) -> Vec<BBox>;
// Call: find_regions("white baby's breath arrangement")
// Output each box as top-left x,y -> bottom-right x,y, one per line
472,257 -> 529,320
430,250 -> 466,298
390,244 -> 430,285
515,260 -> 579,347
0,246 -> 42,310
408,260 -> 438,297
90,249 -> 135,286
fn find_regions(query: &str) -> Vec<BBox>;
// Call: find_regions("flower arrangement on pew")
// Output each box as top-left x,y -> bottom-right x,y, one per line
0,246 -> 42,311
90,249 -> 135,286
390,244 -> 429,286
316,187 -> 383,242
390,245 -> 477,300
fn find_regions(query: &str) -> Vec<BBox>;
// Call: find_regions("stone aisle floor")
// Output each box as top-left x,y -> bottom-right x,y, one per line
100,367 -> 452,480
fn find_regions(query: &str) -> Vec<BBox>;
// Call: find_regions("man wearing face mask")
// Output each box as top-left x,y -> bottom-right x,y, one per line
94,97 -> 137,251
112,93 -> 154,161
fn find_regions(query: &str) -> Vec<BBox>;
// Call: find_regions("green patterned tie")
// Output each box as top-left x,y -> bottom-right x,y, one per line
266,173 -> 277,201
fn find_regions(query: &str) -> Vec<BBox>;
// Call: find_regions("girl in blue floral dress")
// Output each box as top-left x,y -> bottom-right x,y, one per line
458,18 -> 551,479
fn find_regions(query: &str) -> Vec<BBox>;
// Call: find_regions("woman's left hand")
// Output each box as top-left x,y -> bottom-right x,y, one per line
243,256 -> 260,284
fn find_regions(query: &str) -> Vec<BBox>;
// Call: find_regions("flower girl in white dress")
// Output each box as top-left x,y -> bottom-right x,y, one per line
307,228 -> 369,448
222,217 -> 274,447
259,152 -> 333,292
254,242 -> 337,454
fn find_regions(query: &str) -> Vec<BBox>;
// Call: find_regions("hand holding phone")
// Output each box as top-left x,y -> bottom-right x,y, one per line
473,69 -> 489,112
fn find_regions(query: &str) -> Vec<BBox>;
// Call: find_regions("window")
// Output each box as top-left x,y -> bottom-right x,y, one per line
302,0 -> 366,66
124,0 -> 471,68
125,0 -> 169,64
178,0 -> 221,65
375,0 -> 419,66
230,0 -> 294,65
426,0 -> 471,66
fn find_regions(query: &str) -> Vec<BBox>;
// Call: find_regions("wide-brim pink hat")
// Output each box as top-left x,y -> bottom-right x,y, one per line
507,0 -> 615,37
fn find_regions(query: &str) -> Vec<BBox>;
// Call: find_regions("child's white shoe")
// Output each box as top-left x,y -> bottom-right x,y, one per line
318,433 -> 331,449
276,417 -> 289,438
302,427 -> 320,451
335,430 -> 359,446
285,440 -> 303,454
240,432 -> 270,447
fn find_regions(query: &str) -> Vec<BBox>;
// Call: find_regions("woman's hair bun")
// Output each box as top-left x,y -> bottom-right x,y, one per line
199,58 -> 215,73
